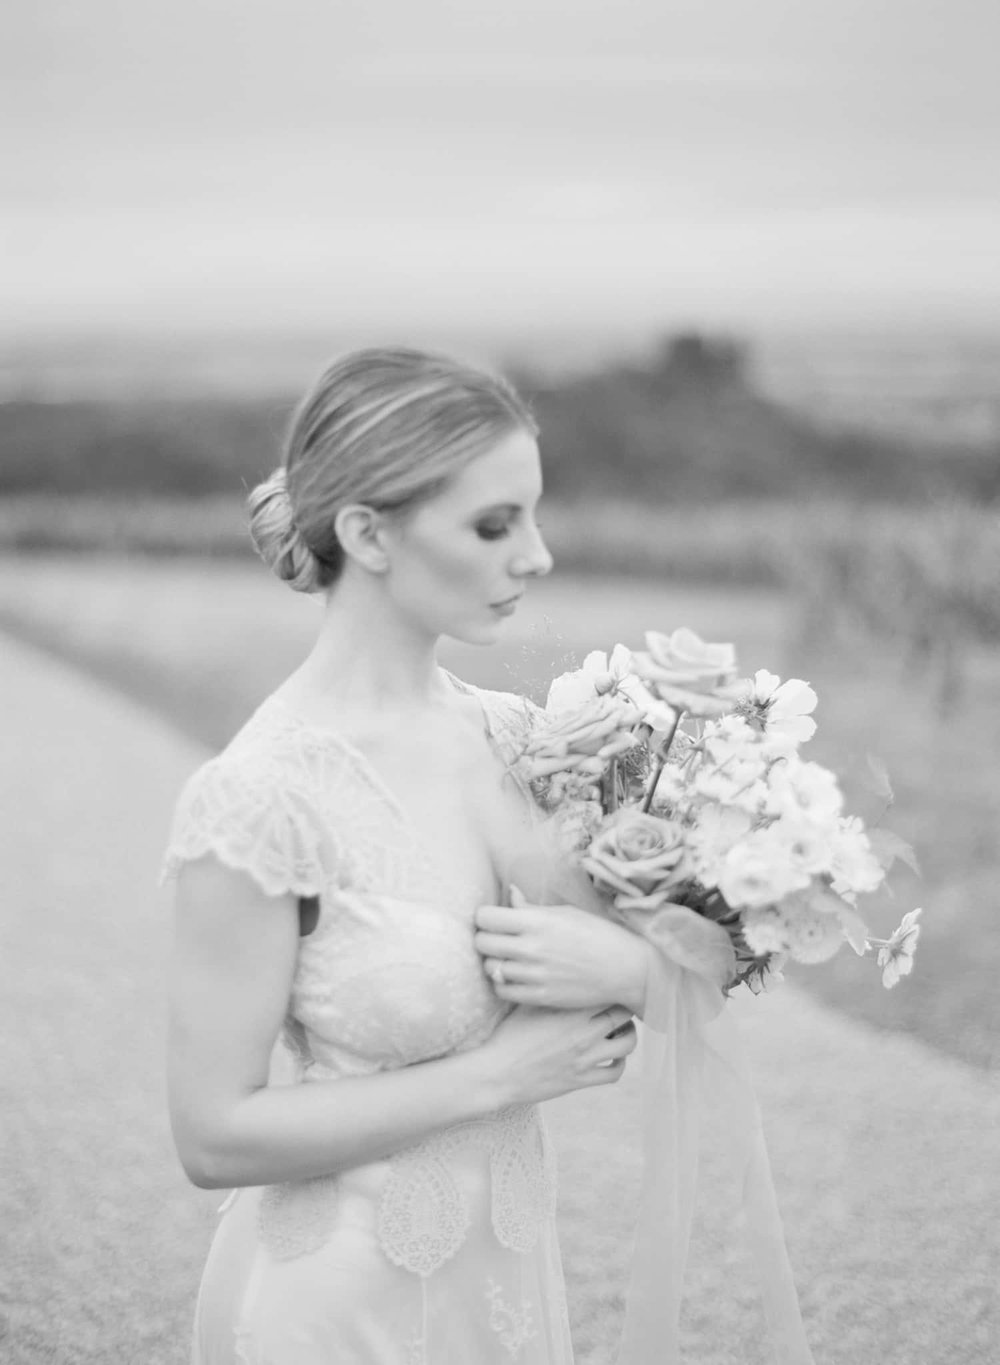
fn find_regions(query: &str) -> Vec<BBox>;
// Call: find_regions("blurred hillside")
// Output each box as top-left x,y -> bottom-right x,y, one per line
1,333 -> 997,503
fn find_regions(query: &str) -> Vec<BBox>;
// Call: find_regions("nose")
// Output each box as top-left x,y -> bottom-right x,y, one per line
510,522 -> 554,580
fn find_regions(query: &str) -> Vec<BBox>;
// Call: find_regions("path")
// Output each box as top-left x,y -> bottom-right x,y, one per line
0,634 -> 996,1364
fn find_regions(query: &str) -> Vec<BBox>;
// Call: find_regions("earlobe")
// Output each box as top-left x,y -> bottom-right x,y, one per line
333,505 -> 390,575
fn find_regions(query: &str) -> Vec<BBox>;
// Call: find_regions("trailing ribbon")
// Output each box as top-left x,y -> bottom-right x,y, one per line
617,905 -> 815,1365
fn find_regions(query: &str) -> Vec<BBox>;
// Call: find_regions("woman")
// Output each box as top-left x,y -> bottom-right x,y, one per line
163,347 -> 656,1364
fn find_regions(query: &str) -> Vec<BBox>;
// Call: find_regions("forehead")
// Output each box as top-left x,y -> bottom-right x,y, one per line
441,427 -> 543,508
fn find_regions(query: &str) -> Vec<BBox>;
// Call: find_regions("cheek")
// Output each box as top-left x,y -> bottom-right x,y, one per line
406,530 -> 498,595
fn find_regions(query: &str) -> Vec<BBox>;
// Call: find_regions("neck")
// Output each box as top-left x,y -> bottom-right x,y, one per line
286,572 -> 451,713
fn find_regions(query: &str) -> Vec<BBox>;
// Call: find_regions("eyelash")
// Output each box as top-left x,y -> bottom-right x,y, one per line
475,520 -> 544,542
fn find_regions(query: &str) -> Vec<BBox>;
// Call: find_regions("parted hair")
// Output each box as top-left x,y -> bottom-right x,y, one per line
247,347 -> 537,593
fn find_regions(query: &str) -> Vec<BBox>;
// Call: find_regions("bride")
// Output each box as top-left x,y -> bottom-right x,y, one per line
162,346 -> 656,1364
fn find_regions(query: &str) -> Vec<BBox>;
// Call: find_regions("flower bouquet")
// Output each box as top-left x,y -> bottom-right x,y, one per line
518,628 -> 921,995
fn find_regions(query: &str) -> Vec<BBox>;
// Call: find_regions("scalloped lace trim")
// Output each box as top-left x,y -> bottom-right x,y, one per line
378,1103 -> 556,1277
250,1103 -> 555,1275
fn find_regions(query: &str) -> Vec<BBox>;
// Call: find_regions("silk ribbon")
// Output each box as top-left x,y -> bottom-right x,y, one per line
617,906 -> 815,1365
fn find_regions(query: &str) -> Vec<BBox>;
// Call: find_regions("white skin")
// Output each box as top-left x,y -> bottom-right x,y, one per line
168,425 -> 652,1189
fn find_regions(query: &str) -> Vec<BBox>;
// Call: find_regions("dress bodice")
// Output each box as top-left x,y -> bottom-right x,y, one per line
162,681 -> 544,1081
161,678 -> 560,1282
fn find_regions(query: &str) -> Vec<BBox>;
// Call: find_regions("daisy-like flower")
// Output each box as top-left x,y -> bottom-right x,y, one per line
703,714 -> 764,759
717,834 -> 813,910
739,669 -> 818,746
782,903 -> 849,964
875,908 -> 922,988
685,804 -> 754,888
741,904 -> 793,956
764,757 -> 844,824
764,815 -> 834,877
689,763 -> 769,816
828,815 -> 886,898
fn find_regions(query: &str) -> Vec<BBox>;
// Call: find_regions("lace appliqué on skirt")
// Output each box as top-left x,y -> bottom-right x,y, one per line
486,1277 -> 539,1359
378,1104 -> 556,1277
257,1174 -> 342,1261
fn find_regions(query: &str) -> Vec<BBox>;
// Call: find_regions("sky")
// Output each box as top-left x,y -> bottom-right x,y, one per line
3,0 -> 1000,347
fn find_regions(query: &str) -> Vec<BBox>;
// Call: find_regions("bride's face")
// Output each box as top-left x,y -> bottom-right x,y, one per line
381,426 -> 553,644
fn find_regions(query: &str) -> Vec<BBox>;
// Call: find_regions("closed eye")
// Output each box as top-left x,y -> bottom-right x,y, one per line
475,521 -> 511,541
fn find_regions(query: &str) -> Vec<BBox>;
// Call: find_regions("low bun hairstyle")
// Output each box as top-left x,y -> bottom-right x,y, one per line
247,467 -> 330,594
247,347 -> 537,594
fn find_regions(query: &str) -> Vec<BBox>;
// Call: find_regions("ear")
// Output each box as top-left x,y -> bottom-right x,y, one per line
333,504 -> 391,575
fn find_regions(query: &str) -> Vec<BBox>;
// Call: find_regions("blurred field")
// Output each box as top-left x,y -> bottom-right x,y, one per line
2,551 -> 997,1071
2,494 -> 997,611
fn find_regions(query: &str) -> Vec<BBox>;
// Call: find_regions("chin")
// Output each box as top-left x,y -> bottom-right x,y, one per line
444,617 -> 509,647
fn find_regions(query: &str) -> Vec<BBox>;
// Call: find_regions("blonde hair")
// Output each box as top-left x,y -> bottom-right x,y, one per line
248,347 -> 537,593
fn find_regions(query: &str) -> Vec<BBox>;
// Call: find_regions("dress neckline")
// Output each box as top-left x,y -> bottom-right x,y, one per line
258,676 -> 517,907
258,672 -> 507,825
261,668 -> 495,740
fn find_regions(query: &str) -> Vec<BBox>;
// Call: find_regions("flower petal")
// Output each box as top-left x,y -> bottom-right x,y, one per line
771,678 -> 818,718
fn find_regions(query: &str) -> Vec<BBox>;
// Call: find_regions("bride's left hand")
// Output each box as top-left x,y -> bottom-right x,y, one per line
474,885 -> 651,1016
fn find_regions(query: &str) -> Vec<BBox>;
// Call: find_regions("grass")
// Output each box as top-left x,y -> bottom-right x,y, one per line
0,553 -> 996,1071
3,555 -> 999,1365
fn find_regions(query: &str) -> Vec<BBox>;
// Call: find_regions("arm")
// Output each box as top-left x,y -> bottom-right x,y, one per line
167,855 -> 637,1190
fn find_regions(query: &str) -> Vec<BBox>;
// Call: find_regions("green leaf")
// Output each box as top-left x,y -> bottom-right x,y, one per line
868,828 -> 921,876
864,754 -> 895,805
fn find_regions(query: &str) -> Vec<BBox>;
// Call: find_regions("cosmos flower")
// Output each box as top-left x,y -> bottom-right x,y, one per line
739,669 -> 818,746
876,909 -> 922,988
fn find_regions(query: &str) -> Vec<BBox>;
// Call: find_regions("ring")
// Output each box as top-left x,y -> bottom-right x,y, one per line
489,961 -> 506,986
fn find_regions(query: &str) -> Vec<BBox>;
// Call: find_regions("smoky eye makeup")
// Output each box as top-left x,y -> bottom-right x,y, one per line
475,519 -> 512,540
472,503 -> 518,540
471,499 -> 544,541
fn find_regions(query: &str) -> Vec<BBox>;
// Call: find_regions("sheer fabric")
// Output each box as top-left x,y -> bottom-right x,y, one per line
164,677 -> 814,1364
163,682 -> 575,1365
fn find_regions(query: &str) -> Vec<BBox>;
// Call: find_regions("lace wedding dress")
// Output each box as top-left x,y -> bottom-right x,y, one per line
162,679 -> 575,1365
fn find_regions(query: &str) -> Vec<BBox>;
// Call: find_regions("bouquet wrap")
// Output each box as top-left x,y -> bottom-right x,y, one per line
619,908 -> 815,1364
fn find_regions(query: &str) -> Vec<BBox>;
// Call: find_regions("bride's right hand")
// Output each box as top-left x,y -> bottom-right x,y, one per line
479,1003 -> 638,1108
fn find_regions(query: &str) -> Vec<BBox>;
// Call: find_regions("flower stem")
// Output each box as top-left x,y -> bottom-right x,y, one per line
640,710 -> 685,813
605,758 -> 620,815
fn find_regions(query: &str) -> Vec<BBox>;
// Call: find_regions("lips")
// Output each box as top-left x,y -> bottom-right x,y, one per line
491,593 -> 523,608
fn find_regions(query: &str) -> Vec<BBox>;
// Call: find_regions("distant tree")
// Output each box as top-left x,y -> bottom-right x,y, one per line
652,332 -> 750,394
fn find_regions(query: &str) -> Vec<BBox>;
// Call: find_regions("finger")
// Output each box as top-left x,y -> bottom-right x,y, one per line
474,931 -> 532,961
606,1021 -> 639,1057
508,883 -> 529,908
480,955 -> 536,984
586,1057 -> 627,1087
592,1004 -> 635,1035
490,979 -> 547,1005
587,1035 -> 638,1081
475,905 -> 529,934
584,1021 -> 638,1069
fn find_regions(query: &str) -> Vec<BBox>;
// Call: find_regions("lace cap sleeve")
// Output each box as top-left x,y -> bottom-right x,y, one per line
161,748 -> 330,899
